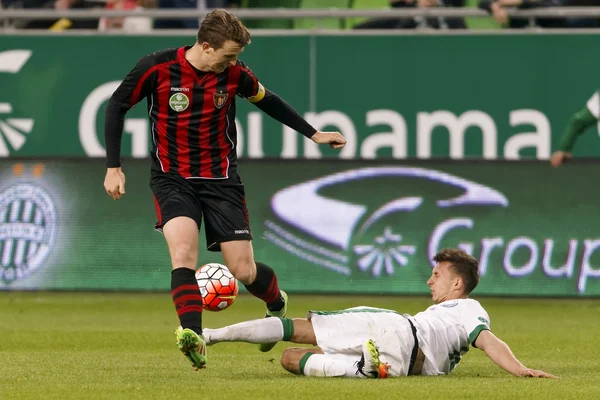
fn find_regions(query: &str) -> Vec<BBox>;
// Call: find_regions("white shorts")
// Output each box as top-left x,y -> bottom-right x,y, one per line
308,306 -> 416,377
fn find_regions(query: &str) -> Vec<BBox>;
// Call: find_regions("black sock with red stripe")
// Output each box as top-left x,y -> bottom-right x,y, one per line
171,268 -> 203,335
244,262 -> 284,312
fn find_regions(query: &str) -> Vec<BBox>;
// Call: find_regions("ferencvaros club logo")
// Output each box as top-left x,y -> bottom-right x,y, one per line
0,164 -> 58,284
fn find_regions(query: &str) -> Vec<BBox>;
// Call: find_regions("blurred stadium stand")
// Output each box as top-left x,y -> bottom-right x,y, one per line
1,0 -> 600,30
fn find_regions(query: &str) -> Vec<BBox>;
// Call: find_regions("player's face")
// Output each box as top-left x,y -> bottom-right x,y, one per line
204,40 -> 244,73
426,262 -> 459,303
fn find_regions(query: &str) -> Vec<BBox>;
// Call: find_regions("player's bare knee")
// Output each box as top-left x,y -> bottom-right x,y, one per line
170,242 -> 197,268
280,348 -> 302,375
227,260 -> 256,285
280,349 -> 292,370
220,241 -> 256,284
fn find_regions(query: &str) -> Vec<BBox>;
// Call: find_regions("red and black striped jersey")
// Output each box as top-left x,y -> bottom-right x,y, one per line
107,46 -> 261,179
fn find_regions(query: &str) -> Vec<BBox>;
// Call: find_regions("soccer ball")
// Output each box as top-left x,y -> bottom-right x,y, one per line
195,263 -> 239,311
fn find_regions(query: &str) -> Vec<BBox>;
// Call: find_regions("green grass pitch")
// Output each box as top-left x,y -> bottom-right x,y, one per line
1,292 -> 598,400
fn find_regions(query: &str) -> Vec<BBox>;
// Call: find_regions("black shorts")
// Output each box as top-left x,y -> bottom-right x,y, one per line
150,170 -> 252,252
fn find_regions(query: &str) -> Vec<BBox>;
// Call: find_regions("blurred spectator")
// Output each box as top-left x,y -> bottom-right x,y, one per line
20,0 -> 103,30
98,0 -> 153,32
567,0 -> 600,27
1,0 -> 50,9
479,0 -> 600,28
154,0 -> 240,30
353,0 -> 467,30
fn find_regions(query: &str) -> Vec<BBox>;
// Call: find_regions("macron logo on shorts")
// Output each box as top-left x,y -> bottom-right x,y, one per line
235,229 -> 249,235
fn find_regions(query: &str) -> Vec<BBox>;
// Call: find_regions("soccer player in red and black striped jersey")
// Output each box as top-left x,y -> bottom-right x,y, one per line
103,9 -> 346,371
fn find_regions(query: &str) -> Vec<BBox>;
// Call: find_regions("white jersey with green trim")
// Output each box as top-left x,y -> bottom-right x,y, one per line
586,90 -> 600,119
408,298 -> 490,375
586,90 -> 600,135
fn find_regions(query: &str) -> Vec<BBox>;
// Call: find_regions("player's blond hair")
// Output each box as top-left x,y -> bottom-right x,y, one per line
197,9 -> 251,49
433,248 -> 480,295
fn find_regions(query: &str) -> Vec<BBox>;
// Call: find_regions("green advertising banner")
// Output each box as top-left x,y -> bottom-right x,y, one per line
1,34 -> 600,160
1,158 -> 599,296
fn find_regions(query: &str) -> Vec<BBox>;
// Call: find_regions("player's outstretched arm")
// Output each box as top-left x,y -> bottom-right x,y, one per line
248,86 -> 346,149
551,107 -> 597,168
474,330 -> 558,379
236,62 -> 347,150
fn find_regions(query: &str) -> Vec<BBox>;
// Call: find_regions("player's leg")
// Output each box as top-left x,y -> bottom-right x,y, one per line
220,240 -> 287,353
163,217 -> 202,334
204,317 -> 316,346
151,172 -> 206,370
220,240 -> 286,315
162,217 -> 207,370
282,349 -> 372,378
198,179 -> 287,352
280,348 -> 323,375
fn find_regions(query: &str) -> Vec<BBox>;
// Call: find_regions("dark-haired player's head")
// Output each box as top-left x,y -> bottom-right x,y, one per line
196,9 -> 250,73
427,248 -> 480,303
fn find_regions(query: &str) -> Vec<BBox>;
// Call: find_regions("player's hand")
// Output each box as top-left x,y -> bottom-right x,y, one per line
311,131 -> 347,149
521,368 -> 559,379
104,167 -> 126,200
550,151 -> 572,168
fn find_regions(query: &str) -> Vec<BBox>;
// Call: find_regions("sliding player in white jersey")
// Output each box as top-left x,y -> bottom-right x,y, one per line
202,248 -> 557,379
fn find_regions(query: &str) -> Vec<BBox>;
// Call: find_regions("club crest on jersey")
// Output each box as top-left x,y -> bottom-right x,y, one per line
169,93 -> 189,112
213,91 -> 228,109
